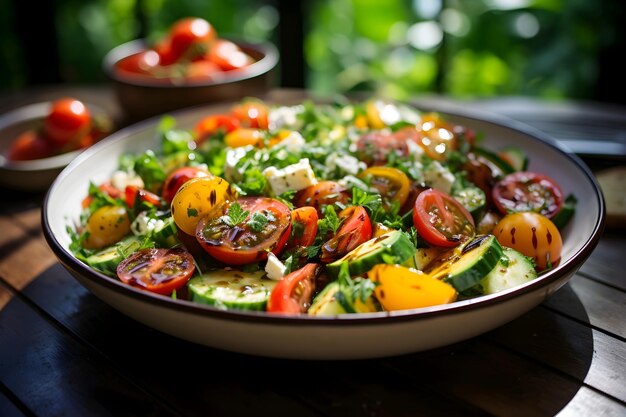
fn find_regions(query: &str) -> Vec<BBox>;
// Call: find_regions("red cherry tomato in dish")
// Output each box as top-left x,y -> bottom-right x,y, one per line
231,100 -> 269,129
320,206 -> 372,263
267,263 -> 320,314
356,131 -> 409,166
44,98 -> 92,147
207,39 -> 252,71
185,60 -> 221,81
286,206 -> 319,250
413,188 -> 475,247
117,248 -> 195,295
168,17 -> 217,61
414,113 -> 458,161
81,181 -> 122,209
161,166 -> 211,204
193,114 -> 240,144
196,197 -> 292,265
293,181 -> 351,215
114,50 -> 161,78
124,185 -> 162,209
492,171 -> 563,219
6,130 -> 56,161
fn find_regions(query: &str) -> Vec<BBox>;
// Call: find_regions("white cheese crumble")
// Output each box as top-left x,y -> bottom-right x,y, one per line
265,253 -> 287,281
131,213 -> 165,236
268,105 -> 305,131
111,170 -> 144,192
325,153 -> 366,176
273,131 -> 305,152
263,158 -> 318,196
423,161 -> 456,194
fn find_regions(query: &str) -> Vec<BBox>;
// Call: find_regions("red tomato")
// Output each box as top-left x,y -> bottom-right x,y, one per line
287,206 -> 319,249
81,181 -> 122,209
207,39 -> 252,71
193,114 -> 240,144
267,263 -> 320,314
413,113 -> 458,161
196,197 -> 292,265
161,166 -> 211,204
413,188 -> 475,247
185,60 -> 221,81
124,185 -> 162,209
153,39 -> 177,66
492,171 -> 564,219
320,206 -> 373,263
44,98 -> 92,147
293,181 -> 351,215
168,17 -> 217,62
231,101 -> 269,129
6,130 -> 56,161
114,50 -> 161,77
356,131 -> 409,166
116,247 -> 195,295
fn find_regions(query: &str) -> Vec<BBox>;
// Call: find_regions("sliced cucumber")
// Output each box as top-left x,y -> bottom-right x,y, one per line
473,146 -> 515,175
498,147 -> 528,171
308,281 -> 378,316
427,234 -> 504,292
188,269 -> 277,311
85,236 -> 142,276
478,247 -> 537,294
453,185 -> 486,222
152,217 -> 180,248
403,246 -> 444,270
551,194 -> 577,230
326,230 -> 416,278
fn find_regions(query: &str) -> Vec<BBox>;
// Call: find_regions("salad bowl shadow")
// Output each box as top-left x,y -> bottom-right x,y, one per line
42,99 -> 605,360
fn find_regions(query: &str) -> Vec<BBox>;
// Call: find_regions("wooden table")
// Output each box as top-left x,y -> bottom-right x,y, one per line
1,88 -> 625,417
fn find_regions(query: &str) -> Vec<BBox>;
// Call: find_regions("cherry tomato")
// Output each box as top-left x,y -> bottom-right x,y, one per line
6,130 -> 56,161
124,185 -> 162,209
231,100 -> 269,129
161,166 -> 211,204
356,131 -> 409,166
492,171 -> 563,219
358,166 -> 410,209
44,98 -> 92,147
196,197 -> 292,265
493,212 -> 563,271
153,38 -> 177,66
114,50 -> 161,78
82,205 -> 131,250
193,114 -> 240,144
320,206 -> 372,263
413,113 -> 458,161
224,128 -> 264,148
286,206 -> 319,249
293,181 -> 351,215
413,188 -> 475,247
171,176 -> 236,235
168,17 -> 217,61
81,181 -> 123,209
116,247 -> 195,295
207,39 -> 252,71
185,60 -> 221,81
368,264 -> 457,311
267,263 -> 320,314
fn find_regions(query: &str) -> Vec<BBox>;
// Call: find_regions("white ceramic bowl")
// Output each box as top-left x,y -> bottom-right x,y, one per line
0,101 -> 111,191
42,100 -> 605,360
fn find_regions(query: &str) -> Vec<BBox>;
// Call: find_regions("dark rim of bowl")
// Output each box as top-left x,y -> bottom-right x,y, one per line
42,97 -> 606,327
102,37 -> 279,88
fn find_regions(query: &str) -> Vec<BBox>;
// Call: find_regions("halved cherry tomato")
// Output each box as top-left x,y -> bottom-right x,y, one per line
320,206 -> 372,263
224,128 -> 264,148
293,181 -> 351,215
44,98 -> 92,147
116,247 -> 195,295
493,211 -> 562,271
6,130 -> 56,161
356,131 -> 409,166
193,114 -> 240,144
492,171 -> 563,219
358,166 -> 410,209
207,39 -> 253,71
168,17 -> 217,62
267,263 -> 320,314
124,185 -> 162,209
196,197 -> 292,265
231,100 -> 269,129
161,166 -> 211,204
286,206 -> 319,249
413,188 -> 475,247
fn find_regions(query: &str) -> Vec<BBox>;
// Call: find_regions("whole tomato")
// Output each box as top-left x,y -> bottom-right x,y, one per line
168,17 -> 217,62
44,98 -> 92,147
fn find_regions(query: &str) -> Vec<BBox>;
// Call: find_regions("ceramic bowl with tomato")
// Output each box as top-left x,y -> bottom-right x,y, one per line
103,18 -> 279,124
0,99 -> 113,191
42,98 -> 605,360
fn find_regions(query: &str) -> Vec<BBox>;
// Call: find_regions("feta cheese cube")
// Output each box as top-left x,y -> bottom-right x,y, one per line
263,158 -> 318,196
265,253 -> 286,281
423,161 -> 456,194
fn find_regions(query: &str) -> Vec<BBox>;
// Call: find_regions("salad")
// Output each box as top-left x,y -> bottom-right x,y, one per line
68,97 -> 575,315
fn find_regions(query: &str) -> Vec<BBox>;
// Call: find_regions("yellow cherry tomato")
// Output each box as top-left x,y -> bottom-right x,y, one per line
368,264 -> 457,311
493,211 -> 563,271
171,176 -> 236,235
358,166 -> 410,209
224,128 -> 264,148
416,113 -> 458,161
83,205 -> 131,250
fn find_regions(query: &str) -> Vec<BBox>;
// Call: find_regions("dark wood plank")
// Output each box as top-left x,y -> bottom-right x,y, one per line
578,231 -> 626,290
0,390 -> 28,417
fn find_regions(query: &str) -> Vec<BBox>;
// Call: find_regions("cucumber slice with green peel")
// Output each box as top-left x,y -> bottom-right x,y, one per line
152,217 -> 180,248
427,234 -> 504,292
551,194 -> 577,230
308,281 -> 379,316
188,269 -> 277,311
85,236 -> 142,276
453,185 -> 486,222
326,230 -> 416,278
473,146 -> 515,175
478,247 -> 537,294
498,147 -> 528,172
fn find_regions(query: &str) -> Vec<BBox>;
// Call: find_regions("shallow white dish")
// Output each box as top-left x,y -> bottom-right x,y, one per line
42,99 -> 605,360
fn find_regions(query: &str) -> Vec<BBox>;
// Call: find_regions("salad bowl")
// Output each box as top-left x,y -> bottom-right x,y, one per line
42,97 -> 605,360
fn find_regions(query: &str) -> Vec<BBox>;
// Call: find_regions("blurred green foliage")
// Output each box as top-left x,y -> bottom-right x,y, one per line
0,0 -> 621,103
